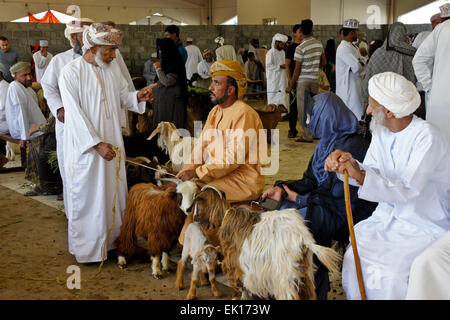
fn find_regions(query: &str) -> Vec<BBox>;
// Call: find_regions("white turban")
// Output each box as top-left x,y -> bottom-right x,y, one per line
10,61 -> 31,77
64,18 -> 94,41
368,72 -> 420,118
272,33 -> 288,47
82,23 -> 124,54
215,36 -> 224,46
39,40 -> 48,47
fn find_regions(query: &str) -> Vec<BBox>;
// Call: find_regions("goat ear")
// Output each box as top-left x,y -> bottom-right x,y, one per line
279,105 -> 288,113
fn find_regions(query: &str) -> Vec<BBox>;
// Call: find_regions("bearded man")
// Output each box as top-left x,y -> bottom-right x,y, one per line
41,18 -> 94,202
177,59 -> 266,244
57,23 -> 155,263
325,72 -> 450,299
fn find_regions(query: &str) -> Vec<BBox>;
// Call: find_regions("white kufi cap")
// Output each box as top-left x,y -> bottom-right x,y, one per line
343,19 -> 359,29
439,3 -> 450,18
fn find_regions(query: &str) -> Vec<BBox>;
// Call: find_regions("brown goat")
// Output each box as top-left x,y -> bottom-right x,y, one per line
253,104 -> 288,143
114,183 -> 185,279
192,186 -> 341,300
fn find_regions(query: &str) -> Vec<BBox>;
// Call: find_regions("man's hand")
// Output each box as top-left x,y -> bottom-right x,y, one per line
94,142 -> 116,161
57,107 -> 65,123
29,124 -> 39,137
285,84 -> 293,94
282,184 -> 298,202
138,83 -> 157,102
325,150 -> 365,184
19,140 -> 30,148
176,169 -> 198,181
261,186 -> 283,201
153,61 -> 162,69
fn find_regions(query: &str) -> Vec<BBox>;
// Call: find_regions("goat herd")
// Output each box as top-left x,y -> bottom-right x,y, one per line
115,122 -> 342,300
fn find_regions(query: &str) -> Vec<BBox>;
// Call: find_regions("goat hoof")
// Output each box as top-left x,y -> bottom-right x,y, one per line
175,282 -> 184,290
118,256 -> 127,269
187,293 -> 197,300
213,291 -> 222,298
153,274 -> 163,280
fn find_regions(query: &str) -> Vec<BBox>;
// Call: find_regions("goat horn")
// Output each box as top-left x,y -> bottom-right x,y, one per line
147,127 -> 160,140
159,177 -> 183,185
200,184 -> 224,199
133,156 -> 152,164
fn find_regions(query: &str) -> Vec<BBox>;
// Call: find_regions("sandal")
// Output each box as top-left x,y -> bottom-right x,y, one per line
24,186 -> 43,197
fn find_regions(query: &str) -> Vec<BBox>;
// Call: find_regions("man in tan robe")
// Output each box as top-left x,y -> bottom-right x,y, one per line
177,59 -> 266,243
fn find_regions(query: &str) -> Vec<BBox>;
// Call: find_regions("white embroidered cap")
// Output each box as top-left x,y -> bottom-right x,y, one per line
343,19 -> 359,29
439,3 -> 450,18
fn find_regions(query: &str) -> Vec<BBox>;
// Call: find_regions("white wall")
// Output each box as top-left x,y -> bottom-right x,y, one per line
312,0 -> 388,25
212,0 -> 237,24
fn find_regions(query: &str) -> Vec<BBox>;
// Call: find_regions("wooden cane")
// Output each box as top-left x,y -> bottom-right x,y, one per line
344,170 -> 367,300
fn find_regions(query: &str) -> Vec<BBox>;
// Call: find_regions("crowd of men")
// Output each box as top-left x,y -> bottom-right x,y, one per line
0,3 -> 449,300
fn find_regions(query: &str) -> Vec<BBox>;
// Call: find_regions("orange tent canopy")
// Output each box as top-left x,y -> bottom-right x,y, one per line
28,10 -> 61,23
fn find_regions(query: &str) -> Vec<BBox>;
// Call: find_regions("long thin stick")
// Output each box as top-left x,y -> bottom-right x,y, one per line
344,170 -> 367,300
125,159 -> 178,178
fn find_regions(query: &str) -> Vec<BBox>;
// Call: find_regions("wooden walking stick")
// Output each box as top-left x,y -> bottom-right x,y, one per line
344,170 -> 367,300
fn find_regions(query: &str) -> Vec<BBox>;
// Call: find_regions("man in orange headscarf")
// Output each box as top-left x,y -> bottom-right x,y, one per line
177,60 -> 266,243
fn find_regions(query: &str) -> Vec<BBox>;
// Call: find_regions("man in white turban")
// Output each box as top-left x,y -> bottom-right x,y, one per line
58,23 -> 156,263
5,62 -> 46,144
214,36 -> 237,61
325,72 -> 450,300
32,40 -> 52,82
41,18 -> 94,203
266,33 -> 288,108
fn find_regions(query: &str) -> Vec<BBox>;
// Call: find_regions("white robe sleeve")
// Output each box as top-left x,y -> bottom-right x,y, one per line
41,58 -> 63,117
58,67 -> 102,154
33,51 -> 52,69
412,28 -> 438,93
118,73 -> 146,114
7,88 -> 30,140
197,61 -> 210,79
341,45 -> 362,75
265,50 -> 279,72
116,49 -> 135,91
358,131 -> 446,204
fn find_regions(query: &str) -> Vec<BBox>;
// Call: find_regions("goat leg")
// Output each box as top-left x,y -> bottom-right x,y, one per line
199,271 -> 209,286
207,266 -> 221,298
151,255 -> 163,279
175,259 -> 186,290
187,264 -> 200,300
162,251 -> 171,272
117,255 -> 127,269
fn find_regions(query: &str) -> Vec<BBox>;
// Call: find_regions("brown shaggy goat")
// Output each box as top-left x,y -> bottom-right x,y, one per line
191,186 -> 341,300
114,183 -> 185,279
